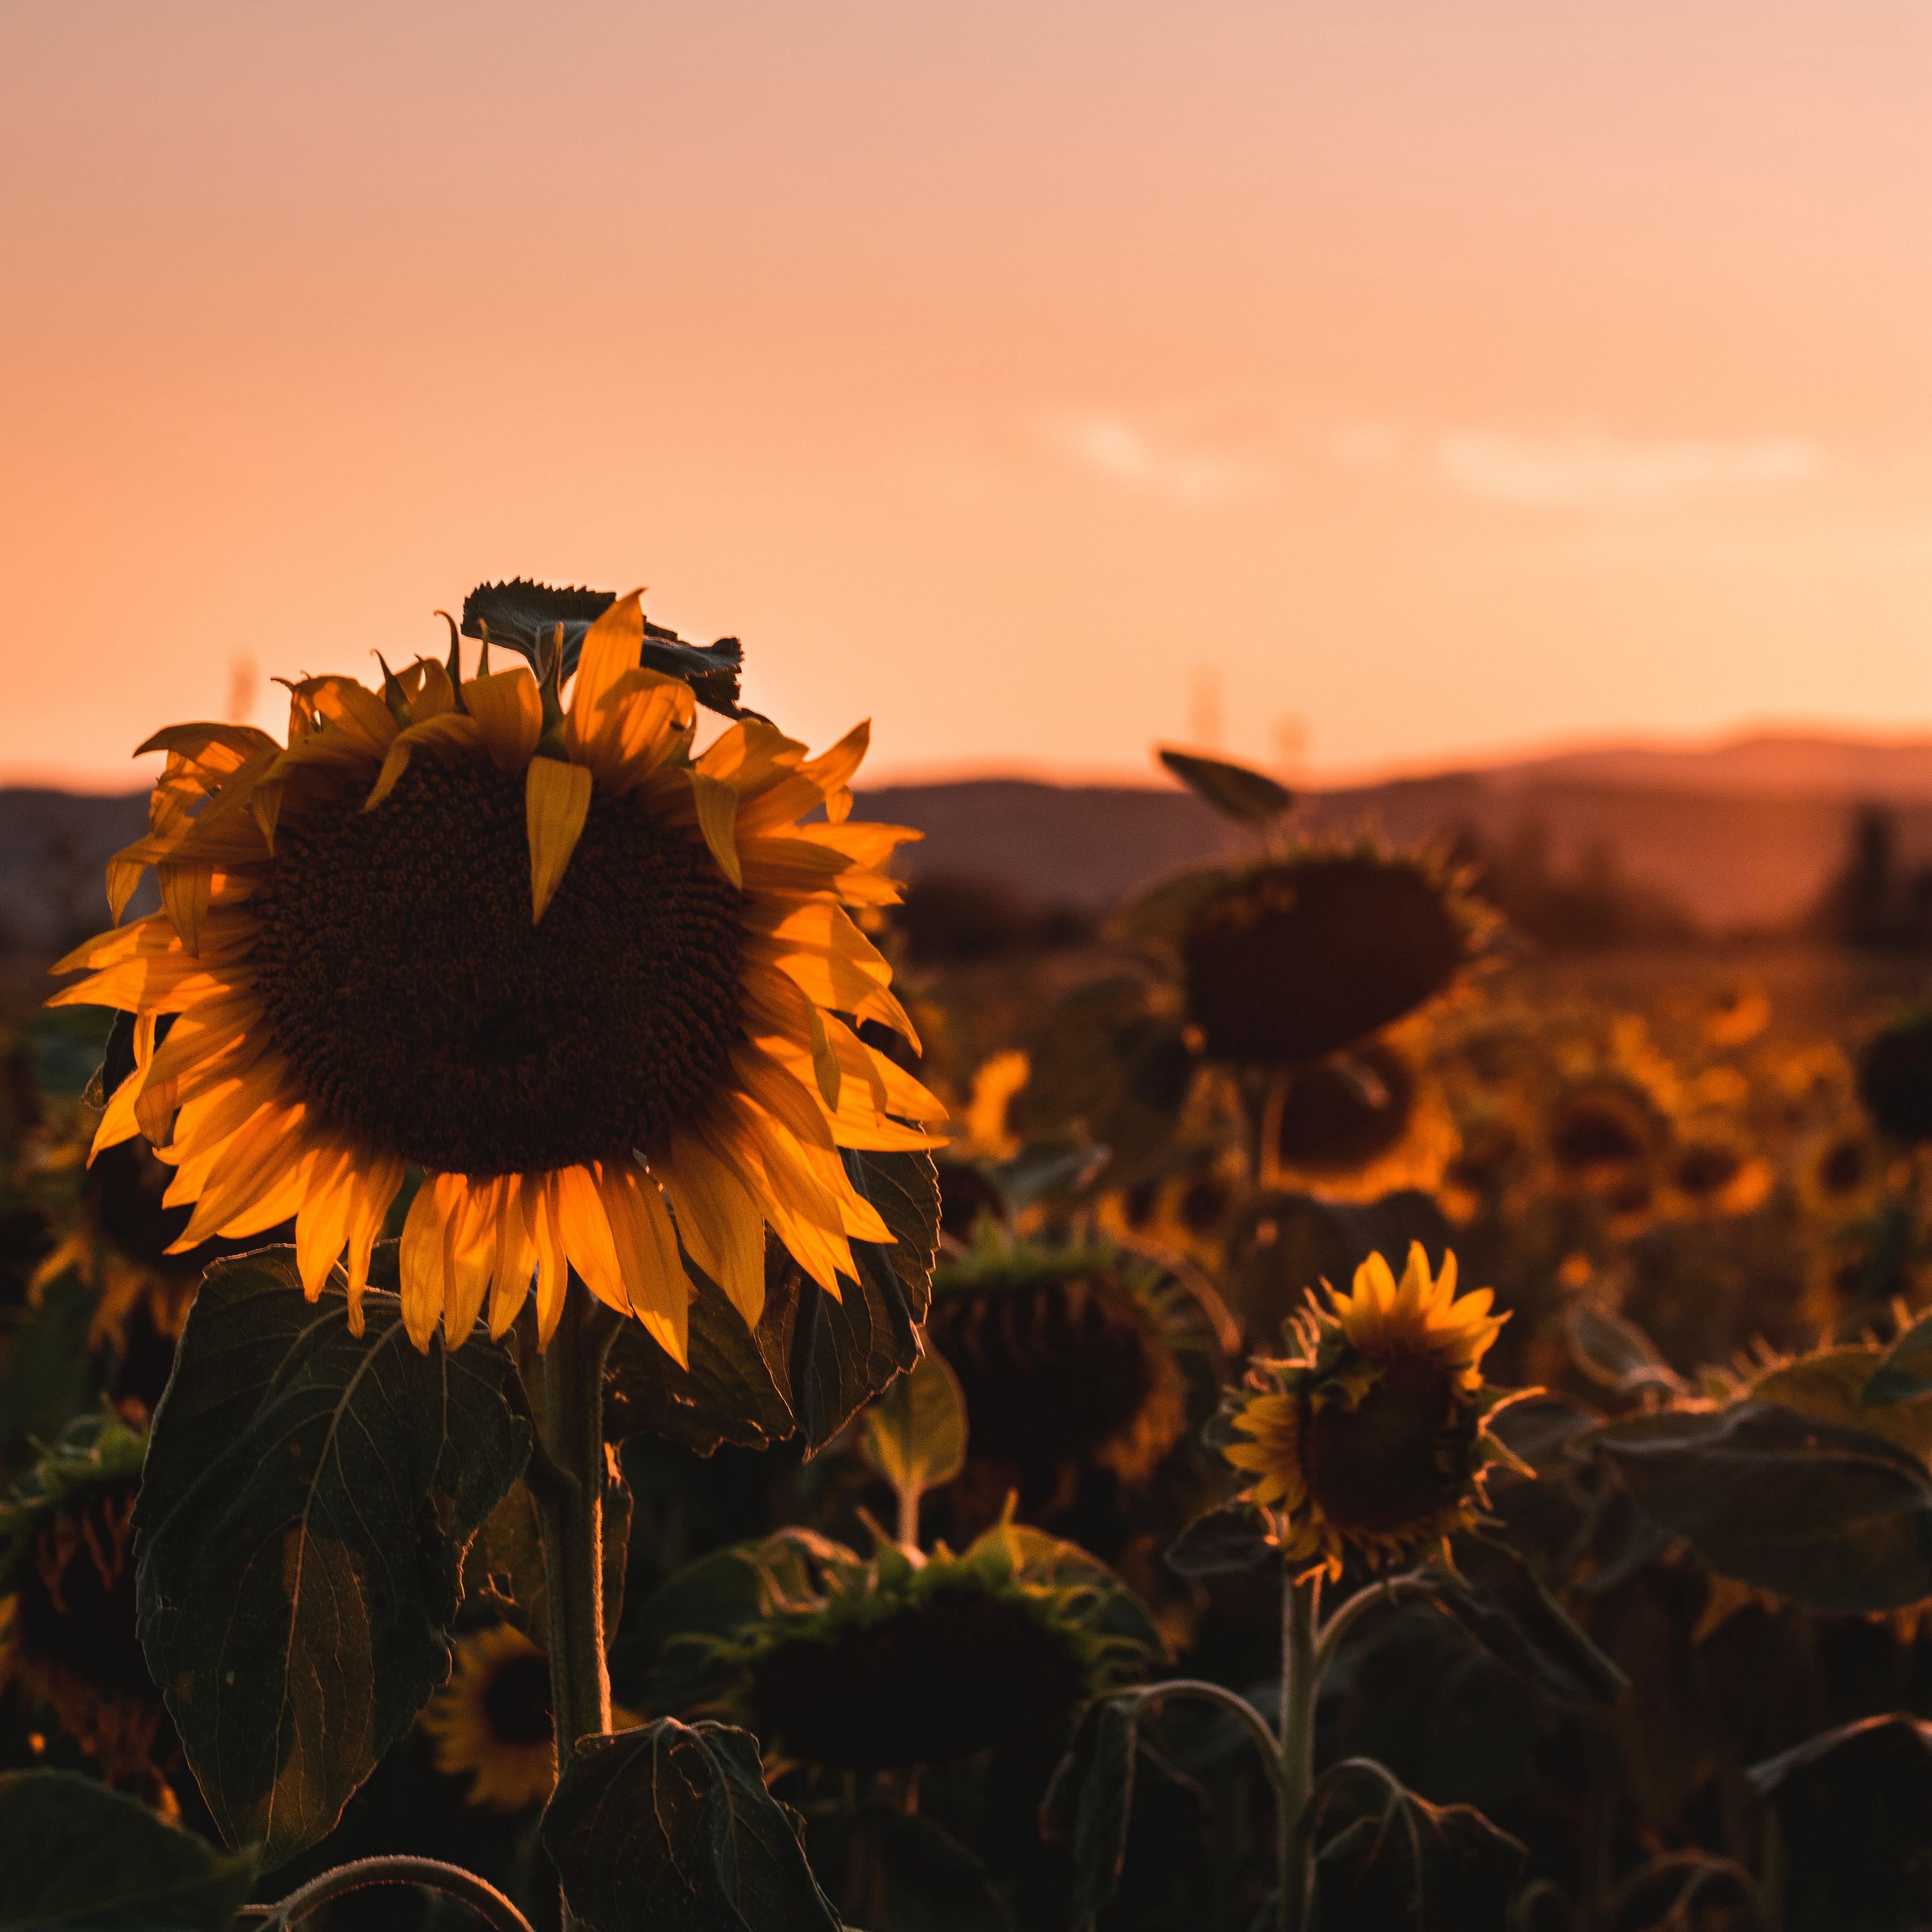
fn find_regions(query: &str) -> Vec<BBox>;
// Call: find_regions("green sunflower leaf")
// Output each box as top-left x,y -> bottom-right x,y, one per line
458,579 -> 748,717
1164,1501 -> 1279,1577
1585,1400 -> 1932,1613
605,1151 -> 940,1458
859,1349 -> 967,1503
0,1770 -> 258,1930
1156,747 -> 1294,824
541,1719 -> 841,1932
134,1247 -> 531,1869
1040,1690 -> 1147,1931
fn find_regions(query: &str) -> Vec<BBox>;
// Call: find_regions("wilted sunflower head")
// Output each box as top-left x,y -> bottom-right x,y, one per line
1180,847 -> 1479,1068
0,1410 -> 170,1795
924,1231 -> 1192,1487
51,587 -> 946,1362
1220,1243 -> 1525,1578
702,1518 -> 1159,1772
421,1624 -> 556,1811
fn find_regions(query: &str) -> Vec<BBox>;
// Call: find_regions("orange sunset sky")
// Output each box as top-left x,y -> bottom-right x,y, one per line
5,3 -> 1931,791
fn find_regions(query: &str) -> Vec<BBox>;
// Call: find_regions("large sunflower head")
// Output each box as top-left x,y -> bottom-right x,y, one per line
421,1624 -> 556,1811
691,1518 -> 1159,1772
0,1410 -> 172,1798
1219,1243 -> 1524,1578
50,591 -> 946,1360
1178,846 -> 1482,1068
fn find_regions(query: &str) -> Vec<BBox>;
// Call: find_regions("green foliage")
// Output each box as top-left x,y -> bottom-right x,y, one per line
134,1248 -> 530,1867
540,1719 -> 841,1932
0,1771 -> 257,1930
0,1276 -> 100,1485
605,1149 -> 940,1456
1586,1399 -> 1932,1612
859,1350 -> 967,1508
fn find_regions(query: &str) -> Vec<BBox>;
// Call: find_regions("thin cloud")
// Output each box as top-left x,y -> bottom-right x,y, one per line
1040,411 -> 1273,507
1432,431 -> 1823,510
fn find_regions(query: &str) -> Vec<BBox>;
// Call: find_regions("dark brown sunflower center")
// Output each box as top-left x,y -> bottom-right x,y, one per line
479,1651 -> 554,1747
1303,1358 -> 1469,1537
251,755 -> 745,1175
747,1584 -> 1088,1771
1820,1138 -> 1870,1197
1550,1094 -> 1650,1174
1673,1143 -> 1741,1198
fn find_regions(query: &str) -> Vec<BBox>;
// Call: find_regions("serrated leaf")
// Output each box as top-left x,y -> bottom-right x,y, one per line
1586,1400 -> 1932,1613
1864,1310 -> 1932,1406
541,1719 -> 841,1932
1754,1346 -> 1932,1460
0,1771 -> 257,1930
134,1247 -> 530,1867
859,1350 -> 966,1498
1156,747 -> 1294,823
458,579 -> 748,716
605,1151 -> 940,1458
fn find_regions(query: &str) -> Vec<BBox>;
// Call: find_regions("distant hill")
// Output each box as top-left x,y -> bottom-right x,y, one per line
11,730 -> 1932,948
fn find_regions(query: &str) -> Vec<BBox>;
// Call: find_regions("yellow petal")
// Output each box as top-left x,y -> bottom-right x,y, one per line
566,590 -> 644,755
555,1164 -> 630,1317
687,770 -> 743,888
464,667 -> 543,773
401,1177 -> 459,1350
526,756 -> 593,924
660,1131 -> 767,1328
599,1162 -> 691,1366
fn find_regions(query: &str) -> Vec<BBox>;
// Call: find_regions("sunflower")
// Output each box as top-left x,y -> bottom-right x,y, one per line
674,1516 -> 1160,1773
1220,1243 -> 1525,1578
1856,1009 -> 1932,1147
50,593 -> 946,1358
1259,1032 -> 1456,1204
1178,845 -> 1483,1068
421,1625 -> 557,1811
924,1231 -> 1196,1493
0,1411 -> 174,1802
1660,1116 -> 1772,1220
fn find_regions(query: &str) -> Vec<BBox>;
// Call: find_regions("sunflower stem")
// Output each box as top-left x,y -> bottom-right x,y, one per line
533,1288 -> 621,1835
1277,1568 -> 1318,1932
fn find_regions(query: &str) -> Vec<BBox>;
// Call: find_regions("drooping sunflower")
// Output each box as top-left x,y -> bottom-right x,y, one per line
1220,1243 -> 1526,1578
1176,845 -> 1486,1069
654,1516 -> 1160,1774
924,1229 -> 1206,1496
421,1624 -> 556,1811
50,592 -> 946,1358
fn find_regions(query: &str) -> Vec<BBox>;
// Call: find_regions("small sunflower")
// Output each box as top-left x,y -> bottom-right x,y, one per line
51,592 -> 946,1358
1220,1243 -> 1525,1579
1660,1116 -> 1773,1220
0,1412 -> 173,1801
1178,845 -> 1483,1068
680,1517 -> 1159,1772
1791,1121 -> 1888,1224
421,1625 -> 556,1811
1857,1009 -> 1932,1147
1259,1034 -> 1456,1203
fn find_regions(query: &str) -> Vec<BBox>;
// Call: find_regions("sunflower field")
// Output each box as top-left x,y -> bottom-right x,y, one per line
5,586 -> 1932,1932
